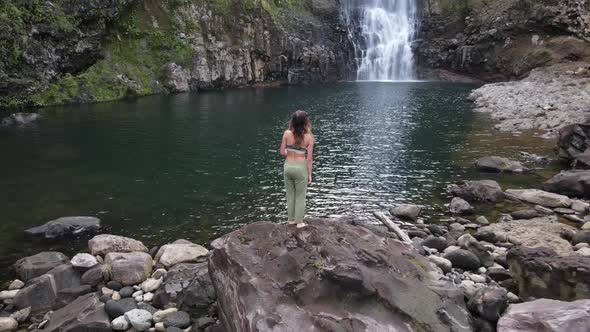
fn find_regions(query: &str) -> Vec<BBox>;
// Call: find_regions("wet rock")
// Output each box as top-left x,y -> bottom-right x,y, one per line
163,311 -> 191,329
509,209 -> 539,219
497,298 -> 590,332
14,252 -> 69,281
467,287 -> 508,322
89,234 -> 148,256
25,216 -> 100,239
478,216 -> 575,255
422,236 -> 448,252
449,197 -> 473,215
44,293 -> 110,332
390,204 -> 422,220
125,309 -> 153,331
448,180 -> 504,202
208,219 -> 472,331
475,156 -> 528,173
507,246 -> 590,300
573,230 -> 590,245
505,189 -> 572,208
152,262 -> 215,317
155,242 -> 208,268
0,317 -> 18,332
71,253 -> 98,270
105,252 -> 153,286
443,249 -> 481,271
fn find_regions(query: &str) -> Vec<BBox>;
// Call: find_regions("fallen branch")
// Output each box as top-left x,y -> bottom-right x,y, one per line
373,211 -> 412,244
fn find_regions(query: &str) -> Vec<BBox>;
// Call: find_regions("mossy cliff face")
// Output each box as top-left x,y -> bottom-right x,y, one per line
416,0 -> 590,81
0,0 -> 354,108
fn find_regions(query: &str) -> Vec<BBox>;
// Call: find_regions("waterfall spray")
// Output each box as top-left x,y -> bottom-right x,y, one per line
343,0 -> 418,81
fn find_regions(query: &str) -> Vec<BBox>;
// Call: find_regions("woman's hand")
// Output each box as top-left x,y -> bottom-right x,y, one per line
308,174 -> 312,185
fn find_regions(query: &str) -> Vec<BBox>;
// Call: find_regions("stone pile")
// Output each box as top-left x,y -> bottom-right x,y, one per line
0,235 -> 219,332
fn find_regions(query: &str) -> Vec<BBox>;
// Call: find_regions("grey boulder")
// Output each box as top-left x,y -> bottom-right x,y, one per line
475,156 -> 528,173
448,180 -> 504,202
505,189 -> 572,208
544,170 -> 590,198
467,287 -> 508,322
443,249 -> 481,271
89,234 -> 148,256
14,251 -> 69,281
44,293 -> 110,332
25,216 -> 100,238
154,242 -> 208,268
208,219 -> 472,331
449,197 -> 474,215
390,204 -> 422,220
497,298 -> 590,332
105,252 -> 153,286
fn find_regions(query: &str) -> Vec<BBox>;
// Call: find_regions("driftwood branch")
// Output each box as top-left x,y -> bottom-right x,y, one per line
373,211 -> 412,244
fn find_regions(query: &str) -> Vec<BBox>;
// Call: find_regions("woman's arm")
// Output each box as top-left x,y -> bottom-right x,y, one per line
279,131 -> 288,156
307,136 -> 314,184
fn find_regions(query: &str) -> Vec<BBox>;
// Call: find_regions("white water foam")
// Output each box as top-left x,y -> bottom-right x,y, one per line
343,0 -> 418,81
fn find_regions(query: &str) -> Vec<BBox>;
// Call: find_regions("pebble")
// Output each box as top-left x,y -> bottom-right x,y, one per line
141,278 -> 162,293
443,245 -> 460,254
38,320 -> 48,329
582,222 -> 590,231
112,316 -> 130,330
155,322 -> 166,332
153,308 -> 178,323
477,267 -> 487,274
163,311 -> 191,329
112,291 -> 121,301
0,317 -> 18,332
135,295 -> 144,302
120,286 -> 135,298
428,255 -> 452,273
71,253 -> 98,269
8,280 -> 24,290
132,290 -> 144,298
125,309 -> 153,331
107,281 -> 123,291
102,287 -> 114,296
469,274 -> 487,283
105,300 -> 126,319
574,242 -> 590,250
475,216 -> 489,225
0,290 -> 19,300
507,292 -> 519,303
143,292 -> 154,302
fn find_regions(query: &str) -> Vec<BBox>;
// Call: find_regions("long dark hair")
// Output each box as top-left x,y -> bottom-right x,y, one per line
289,110 -> 311,145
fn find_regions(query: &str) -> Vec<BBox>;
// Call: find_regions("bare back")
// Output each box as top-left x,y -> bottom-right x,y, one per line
284,130 -> 312,162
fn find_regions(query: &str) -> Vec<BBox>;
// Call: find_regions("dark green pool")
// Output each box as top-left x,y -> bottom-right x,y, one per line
0,82 -> 557,280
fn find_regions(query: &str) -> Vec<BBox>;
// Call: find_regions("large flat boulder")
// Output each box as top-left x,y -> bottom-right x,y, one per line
544,170 -> 590,198
448,180 -> 504,202
507,246 -> 590,301
208,219 -> 472,332
152,262 -> 215,316
477,216 -> 575,255
89,234 -> 148,256
105,252 -> 153,286
154,242 -> 208,268
25,216 -> 100,238
497,298 -> 590,332
14,252 -> 69,281
44,293 -> 110,332
505,189 -> 572,208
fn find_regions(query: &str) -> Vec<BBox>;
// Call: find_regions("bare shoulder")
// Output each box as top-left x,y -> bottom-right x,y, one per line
305,133 -> 314,145
283,130 -> 293,138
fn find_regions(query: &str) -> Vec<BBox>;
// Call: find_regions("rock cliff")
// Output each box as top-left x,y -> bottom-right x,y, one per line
416,0 -> 590,81
0,0 -> 354,108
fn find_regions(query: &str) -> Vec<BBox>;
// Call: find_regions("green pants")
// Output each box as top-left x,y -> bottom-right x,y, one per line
284,160 -> 308,221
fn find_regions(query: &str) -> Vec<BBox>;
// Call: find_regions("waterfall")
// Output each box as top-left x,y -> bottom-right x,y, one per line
343,0 -> 418,81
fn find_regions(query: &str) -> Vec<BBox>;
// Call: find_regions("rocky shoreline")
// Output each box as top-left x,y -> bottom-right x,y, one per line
1,130 -> 590,331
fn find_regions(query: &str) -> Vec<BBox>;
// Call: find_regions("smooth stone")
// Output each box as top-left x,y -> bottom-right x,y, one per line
506,292 -> 519,303
132,290 -> 144,298
155,322 -> 165,332
554,207 -> 575,214
135,296 -> 144,302
0,290 -> 19,300
143,292 -> 154,302
510,209 -> 539,220
467,287 -> 508,322
81,264 -> 107,286
469,274 -> 486,283
70,253 -> 98,269
443,249 -> 481,271
112,316 -> 130,330
0,317 -> 18,332
574,247 -> 590,256
107,281 -> 123,291
155,243 -> 208,268
574,242 -> 590,250
505,189 -> 572,208
105,300 -> 126,319
25,216 -> 100,239
448,180 -> 504,202
141,278 -> 162,293
120,286 -> 135,298
422,236 -> 449,252
153,309 -> 178,323
8,280 -> 24,290
475,216 -> 489,225
449,223 -> 465,232
581,222 -> 590,230
390,204 -> 422,220
571,200 -> 589,213
89,234 -> 148,256
112,291 -> 122,301
10,306 -> 31,323
449,197 -> 473,215
475,156 -> 528,173
163,311 -> 191,329
102,287 -> 114,296
137,302 -> 158,315
105,252 -> 153,286
125,309 -> 153,331
117,298 -> 138,312
428,255 -> 452,273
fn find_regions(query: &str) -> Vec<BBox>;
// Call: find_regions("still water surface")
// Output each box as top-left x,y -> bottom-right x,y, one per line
0,82 -> 556,278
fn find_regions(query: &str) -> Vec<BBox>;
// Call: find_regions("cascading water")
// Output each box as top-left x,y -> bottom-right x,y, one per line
342,0 -> 418,81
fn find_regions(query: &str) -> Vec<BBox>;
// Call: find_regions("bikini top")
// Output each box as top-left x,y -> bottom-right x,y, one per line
286,144 -> 308,155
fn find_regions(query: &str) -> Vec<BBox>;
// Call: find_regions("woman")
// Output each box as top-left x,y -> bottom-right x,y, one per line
279,110 -> 314,223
